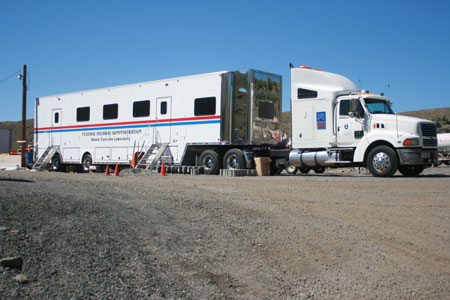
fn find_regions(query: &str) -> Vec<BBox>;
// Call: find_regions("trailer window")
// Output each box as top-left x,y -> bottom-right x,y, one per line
298,88 -> 318,99
133,100 -> 150,118
54,112 -> 60,124
258,100 -> 274,119
194,97 -> 216,116
103,104 -> 118,120
77,107 -> 90,122
160,101 -> 167,115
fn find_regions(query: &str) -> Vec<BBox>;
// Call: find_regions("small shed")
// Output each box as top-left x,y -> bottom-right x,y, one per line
0,129 -> 11,153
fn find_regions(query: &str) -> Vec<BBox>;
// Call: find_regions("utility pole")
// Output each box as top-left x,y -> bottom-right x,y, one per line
21,64 -> 27,167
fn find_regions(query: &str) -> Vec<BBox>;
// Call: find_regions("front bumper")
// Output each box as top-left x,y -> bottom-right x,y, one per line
397,148 -> 438,165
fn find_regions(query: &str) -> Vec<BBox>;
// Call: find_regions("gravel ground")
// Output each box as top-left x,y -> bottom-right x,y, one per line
1,166 -> 449,299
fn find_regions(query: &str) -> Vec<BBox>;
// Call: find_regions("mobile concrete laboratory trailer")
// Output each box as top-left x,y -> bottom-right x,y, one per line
33,70 -> 283,174
287,66 -> 438,177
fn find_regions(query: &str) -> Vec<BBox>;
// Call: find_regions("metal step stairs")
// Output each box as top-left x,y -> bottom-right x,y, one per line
135,143 -> 169,170
32,146 -> 59,170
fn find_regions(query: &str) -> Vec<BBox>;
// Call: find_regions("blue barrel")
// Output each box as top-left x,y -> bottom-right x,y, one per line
25,151 -> 33,164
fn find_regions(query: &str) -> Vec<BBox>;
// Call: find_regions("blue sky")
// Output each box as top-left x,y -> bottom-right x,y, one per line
1,0 -> 449,122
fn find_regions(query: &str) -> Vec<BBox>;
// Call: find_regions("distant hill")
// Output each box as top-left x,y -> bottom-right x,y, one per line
280,107 -> 450,136
0,119 -> 34,152
0,107 -> 449,152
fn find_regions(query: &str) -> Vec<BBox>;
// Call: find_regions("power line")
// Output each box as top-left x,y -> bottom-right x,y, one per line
0,70 -> 21,85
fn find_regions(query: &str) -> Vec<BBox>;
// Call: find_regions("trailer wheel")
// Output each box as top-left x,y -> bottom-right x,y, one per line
223,148 -> 245,170
299,166 -> 311,174
313,166 -> 326,174
51,154 -> 64,172
398,165 -> 424,177
81,154 -> 93,173
199,149 -> 221,174
367,145 -> 398,177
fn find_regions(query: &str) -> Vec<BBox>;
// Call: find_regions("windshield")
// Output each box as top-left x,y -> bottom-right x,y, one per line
364,98 -> 394,114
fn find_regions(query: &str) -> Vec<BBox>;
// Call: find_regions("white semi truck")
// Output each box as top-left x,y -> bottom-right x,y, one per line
34,66 -> 438,177
287,66 -> 438,177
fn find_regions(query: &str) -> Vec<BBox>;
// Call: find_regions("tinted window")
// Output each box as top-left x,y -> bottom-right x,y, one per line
340,100 -> 350,116
258,100 -> 274,119
77,107 -> 90,122
54,112 -> 59,123
160,101 -> 167,115
133,100 -> 150,118
298,88 -> 318,99
103,104 -> 118,120
194,97 -> 216,116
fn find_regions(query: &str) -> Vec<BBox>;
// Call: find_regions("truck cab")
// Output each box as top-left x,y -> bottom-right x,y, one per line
289,66 -> 438,177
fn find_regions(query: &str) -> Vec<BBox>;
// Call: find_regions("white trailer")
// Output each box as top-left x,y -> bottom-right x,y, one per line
34,70 -> 283,174
287,66 -> 438,177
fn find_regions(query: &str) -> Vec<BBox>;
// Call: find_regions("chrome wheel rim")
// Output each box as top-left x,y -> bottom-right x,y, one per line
372,152 -> 391,173
226,155 -> 240,169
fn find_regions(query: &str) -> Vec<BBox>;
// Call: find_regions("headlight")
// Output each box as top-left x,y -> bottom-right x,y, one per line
403,138 -> 419,146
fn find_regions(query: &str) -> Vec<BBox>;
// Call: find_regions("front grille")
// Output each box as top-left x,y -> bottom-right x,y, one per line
423,138 -> 437,147
420,123 -> 437,137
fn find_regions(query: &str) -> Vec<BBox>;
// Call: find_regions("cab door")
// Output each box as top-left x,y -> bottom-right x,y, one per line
337,99 -> 364,146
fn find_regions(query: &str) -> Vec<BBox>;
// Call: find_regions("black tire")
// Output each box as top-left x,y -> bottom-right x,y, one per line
433,153 -> 443,167
223,148 -> 246,170
398,165 -> 424,177
199,149 -> 221,174
444,161 -> 450,166
285,164 -> 298,175
51,154 -> 64,172
81,153 -> 93,173
313,166 -> 326,174
270,159 -> 283,175
366,146 -> 398,177
299,166 -> 311,174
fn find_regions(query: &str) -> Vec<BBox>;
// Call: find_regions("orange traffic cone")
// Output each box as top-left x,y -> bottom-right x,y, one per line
105,164 -> 110,176
114,163 -> 120,176
160,163 -> 167,176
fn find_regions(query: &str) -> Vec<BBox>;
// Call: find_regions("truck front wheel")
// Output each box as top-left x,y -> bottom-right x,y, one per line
367,146 -> 398,177
398,165 -> 424,177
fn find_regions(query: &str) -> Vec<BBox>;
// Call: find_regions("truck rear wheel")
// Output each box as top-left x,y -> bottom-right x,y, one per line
367,146 -> 398,177
398,165 -> 424,177
199,149 -> 221,174
313,166 -> 326,174
285,163 -> 298,175
223,148 -> 245,170
299,166 -> 311,174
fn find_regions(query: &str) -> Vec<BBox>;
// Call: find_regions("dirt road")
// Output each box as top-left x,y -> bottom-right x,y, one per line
1,167 -> 449,299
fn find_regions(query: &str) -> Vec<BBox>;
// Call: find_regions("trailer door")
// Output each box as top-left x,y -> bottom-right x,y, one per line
51,109 -> 62,146
155,97 -> 172,144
